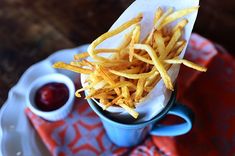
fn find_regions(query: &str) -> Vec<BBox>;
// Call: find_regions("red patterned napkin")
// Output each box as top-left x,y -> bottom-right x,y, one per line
25,34 -> 235,156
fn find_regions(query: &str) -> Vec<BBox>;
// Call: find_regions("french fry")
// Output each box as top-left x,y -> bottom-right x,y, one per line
109,68 -> 156,79
124,98 -> 134,107
174,41 -> 187,56
105,81 -> 136,90
158,6 -> 199,30
162,29 -> 181,59
88,14 -> 143,61
118,28 -> 135,50
74,52 -> 89,60
74,49 -> 119,60
154,31 -> 165,56
95,65 -> 121,96
154,7 -> 163,24
145,72 -> 159,87
53,62 -> 92,74
122,86 -> 130,98
165,58 -> 207,72
134,44 -> 173,90
93,80 -> 107,90
135,78 -> 146,101
70,61 -> 83,67
100,98 -> 109,105
75,90 -> 82,98
103,95 -> 123,110
133,53 -> 153,64
93,94 -> 115,100
153,7 -> 174,30
129,24 -> 141,62
119,103 -> 139,119
120,67 -> 141,74
146,7 -> 173,44
172,19 -> 188,33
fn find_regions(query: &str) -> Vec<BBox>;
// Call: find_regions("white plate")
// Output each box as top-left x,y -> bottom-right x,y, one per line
0,44 -> 89,156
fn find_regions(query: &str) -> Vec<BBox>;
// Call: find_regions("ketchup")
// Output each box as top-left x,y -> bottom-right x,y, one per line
35,83 -> 69,111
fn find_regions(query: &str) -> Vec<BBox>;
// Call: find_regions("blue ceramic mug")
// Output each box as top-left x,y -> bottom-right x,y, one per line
87,93 -> 194,147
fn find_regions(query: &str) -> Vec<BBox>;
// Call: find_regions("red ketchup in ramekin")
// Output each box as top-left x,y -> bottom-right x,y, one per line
35,82 -> 69,111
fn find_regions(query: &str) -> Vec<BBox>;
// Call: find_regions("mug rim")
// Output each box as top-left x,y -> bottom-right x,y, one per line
87,91 -> 176,129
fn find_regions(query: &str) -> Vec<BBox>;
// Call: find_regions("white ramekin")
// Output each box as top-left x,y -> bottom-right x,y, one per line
26,73 -> 75,121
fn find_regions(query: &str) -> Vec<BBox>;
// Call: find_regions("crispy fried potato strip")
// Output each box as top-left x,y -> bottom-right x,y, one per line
119,103 -> 139,119
134,44 -> 173,90
135,78 -> 146,101
165,58 -> 207,72
159,6 -> 199,30
53,62 -> 92,74
129,24 -> 141,62
88,14 -> 143,61
74,49 -> 119,60
109,68 -> 156,79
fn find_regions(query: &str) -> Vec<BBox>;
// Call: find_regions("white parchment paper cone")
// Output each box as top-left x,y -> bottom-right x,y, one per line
81,0 -> 199,123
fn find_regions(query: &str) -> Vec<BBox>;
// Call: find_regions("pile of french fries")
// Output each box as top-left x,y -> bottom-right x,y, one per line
53,6 -> 206,119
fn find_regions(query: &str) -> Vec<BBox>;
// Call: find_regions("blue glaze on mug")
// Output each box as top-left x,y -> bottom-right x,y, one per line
87,93 -> 194,147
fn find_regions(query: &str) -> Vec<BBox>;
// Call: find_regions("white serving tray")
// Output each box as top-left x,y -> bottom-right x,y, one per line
0,44 -> 89,156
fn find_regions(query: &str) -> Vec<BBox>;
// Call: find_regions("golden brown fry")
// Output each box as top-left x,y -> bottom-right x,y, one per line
172,19 -> 188,33
154,31 -> 165,56
119,103 -> 139,119
165,58 -> 207,72
175,41 -> 187,56
92,80 -> 107,90
144,72 -> 159,87
135,78 -> 146,101
133,53 -> 153,64
96,65 -> 115,85
70,61 -> 83,67
88,14 -> 143,61
105,81 -> 136,90
53,62 -> 92,74
153,7 -> 174,30
154,7 -> 163,24
124,98 -> 134,107
134,44 -> 173,90
162,29 -> 181,59
74,52 -> 89,60
174,40 -> 185,48
95,48 -> 120,53
164,36 -> 171,43
120,67 -> 141,74
144,86 -> 154,92
96,65 -> 121,95
81,60 -> 95,68
122,86 -> 130,99
103,95 -> 123,110
74,49 -> 119,60
118,28 -> 134,49
129,24 -> 141,62
75,90 -> 82,98
94,60 -> 131,68
100,98 -> 109,105
109,68 -> 156,79
146,7 -> 173,44
93,94 -> 114,100
159,6 -> 199,30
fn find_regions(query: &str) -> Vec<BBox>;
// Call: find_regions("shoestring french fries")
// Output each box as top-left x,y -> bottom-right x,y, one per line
53,6 -> 206,119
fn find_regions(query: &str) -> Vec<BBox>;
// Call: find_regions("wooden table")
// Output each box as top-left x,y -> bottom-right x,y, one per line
0,0 -> 234,106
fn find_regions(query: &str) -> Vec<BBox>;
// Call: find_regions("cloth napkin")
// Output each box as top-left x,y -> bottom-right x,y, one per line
25,33 -> 235,156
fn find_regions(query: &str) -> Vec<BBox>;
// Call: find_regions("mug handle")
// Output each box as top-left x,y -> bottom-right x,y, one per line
150,102 -> 194,136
